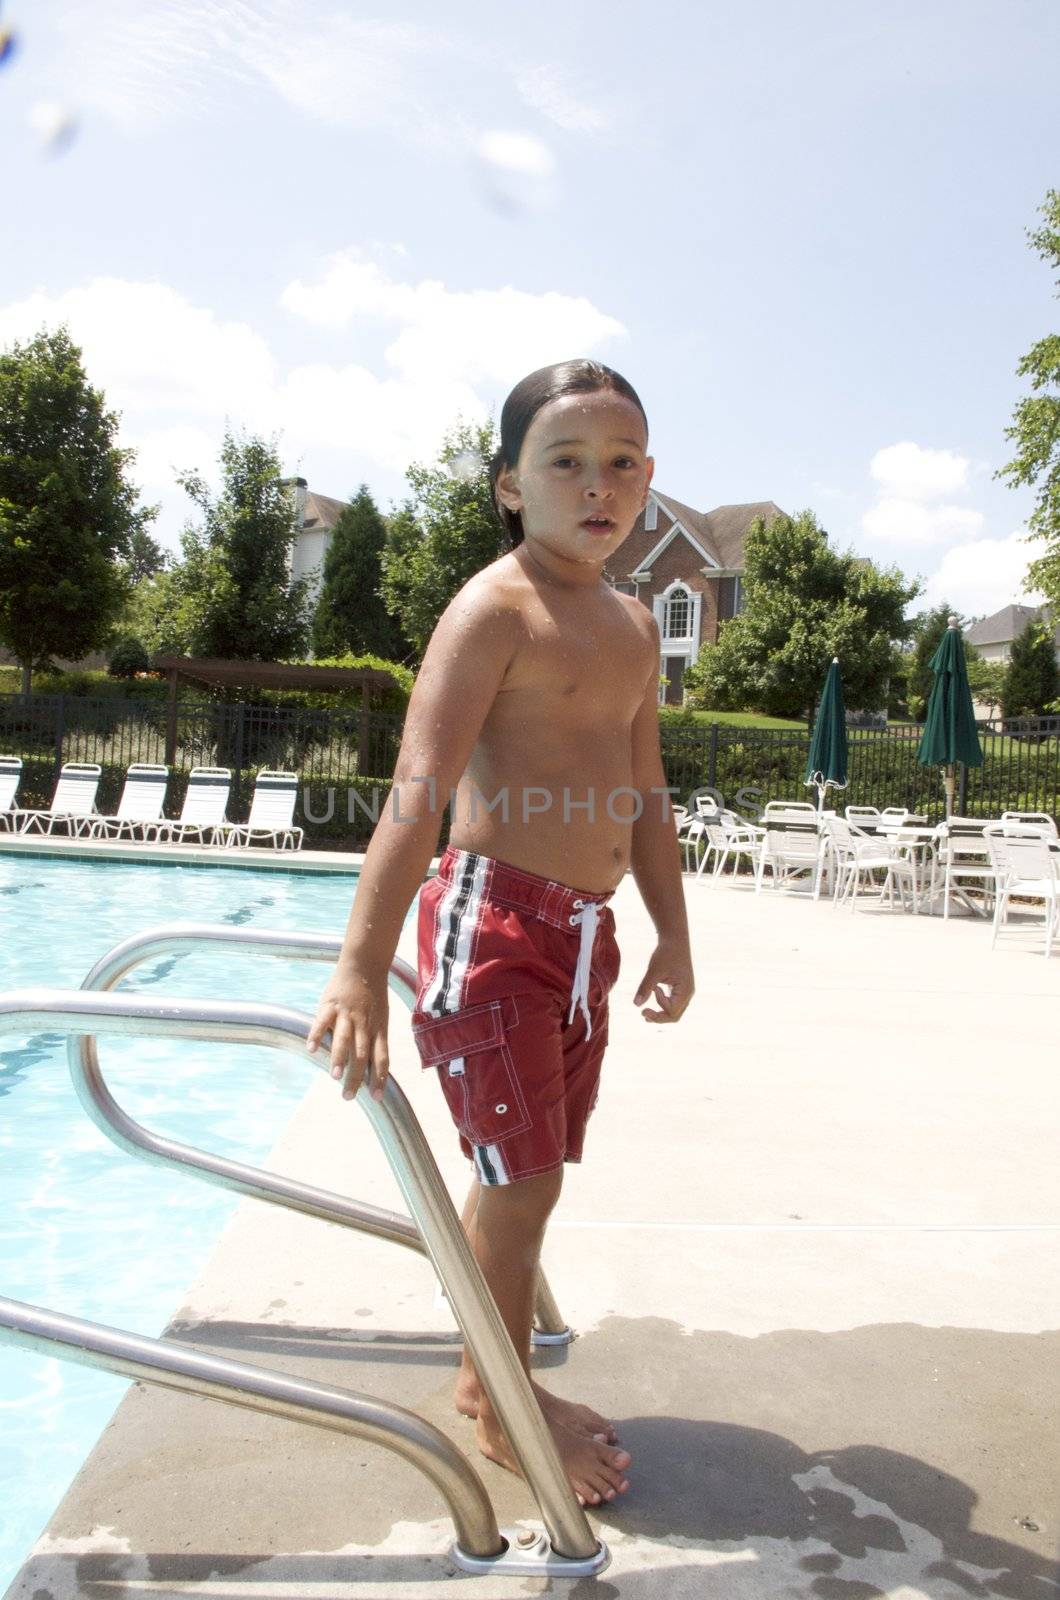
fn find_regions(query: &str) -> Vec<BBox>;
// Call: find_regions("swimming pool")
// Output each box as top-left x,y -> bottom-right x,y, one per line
0,852 -> 378,1593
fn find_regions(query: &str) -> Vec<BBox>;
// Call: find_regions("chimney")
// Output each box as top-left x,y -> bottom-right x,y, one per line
281,476 -> 308,527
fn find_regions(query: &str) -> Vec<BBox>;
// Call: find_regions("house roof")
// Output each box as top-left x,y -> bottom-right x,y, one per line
965,603 -> 1042,647
625,493 -> 784,573
301,491 -> 346,531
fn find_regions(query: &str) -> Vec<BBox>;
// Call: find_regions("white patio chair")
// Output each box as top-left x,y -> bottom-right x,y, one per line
673,805 -> 700,847
1000,811 -> 1057,838
844,806 -> 882,831
89,764 -> 170,841
216,770 -> 304,851
144,767 -> 231,846
983,825 -> 1059,957
755,826 -> 823,895
762,800 -> 818,824
697,812 -> 763,881
830,819 -> 918,913
0,756 -> 23,832
932,817 -> 1002,920
693,794 -> 721,818
681,817 -> 707,872
13,762 -> 102,837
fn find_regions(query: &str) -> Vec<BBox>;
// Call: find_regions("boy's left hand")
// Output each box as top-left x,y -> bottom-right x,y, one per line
633,940 -> 694,1023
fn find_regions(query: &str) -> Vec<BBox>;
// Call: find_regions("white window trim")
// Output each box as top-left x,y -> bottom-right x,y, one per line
653,580 -> 701,702
644,494 -> 659,532
639,520 -> 719,573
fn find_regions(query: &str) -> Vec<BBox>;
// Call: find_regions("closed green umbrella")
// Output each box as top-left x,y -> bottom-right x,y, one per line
804,657 -> 848,810
916,616 -> 983,816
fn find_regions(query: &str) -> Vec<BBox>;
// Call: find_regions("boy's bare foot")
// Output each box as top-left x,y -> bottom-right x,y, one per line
476,1413 -> 631,1507
455,1374 -> 617,1442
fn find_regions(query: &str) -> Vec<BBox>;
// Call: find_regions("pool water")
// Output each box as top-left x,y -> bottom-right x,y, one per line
0,853 -> 382,1592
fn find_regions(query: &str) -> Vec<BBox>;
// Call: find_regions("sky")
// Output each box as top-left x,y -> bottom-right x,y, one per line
1,0 -> 1058,619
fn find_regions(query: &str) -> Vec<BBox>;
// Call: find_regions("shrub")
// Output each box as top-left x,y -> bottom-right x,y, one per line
108,636 -> 151,678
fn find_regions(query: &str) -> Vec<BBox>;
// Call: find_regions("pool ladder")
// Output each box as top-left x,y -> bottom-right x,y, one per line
0,923 -> 610,1579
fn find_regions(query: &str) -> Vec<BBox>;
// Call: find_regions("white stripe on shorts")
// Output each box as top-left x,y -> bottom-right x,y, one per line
422,849 -> 487,1014
473,1143 -> 511,1186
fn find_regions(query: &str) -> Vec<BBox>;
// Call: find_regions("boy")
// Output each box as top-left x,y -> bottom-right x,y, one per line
308,360 -> 694,1506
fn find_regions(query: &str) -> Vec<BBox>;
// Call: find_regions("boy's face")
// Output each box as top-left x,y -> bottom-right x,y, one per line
496,391 -> 654,570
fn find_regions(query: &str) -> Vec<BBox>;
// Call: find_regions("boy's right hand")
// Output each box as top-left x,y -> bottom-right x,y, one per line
306,964 -> 390,1103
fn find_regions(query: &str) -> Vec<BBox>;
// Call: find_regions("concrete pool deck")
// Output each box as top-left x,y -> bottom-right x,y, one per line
5,868 -> 1059,1598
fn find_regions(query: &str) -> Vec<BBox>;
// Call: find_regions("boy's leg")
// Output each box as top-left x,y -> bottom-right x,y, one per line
454,1176 -> 617,1442
454,1168 -> 630,1506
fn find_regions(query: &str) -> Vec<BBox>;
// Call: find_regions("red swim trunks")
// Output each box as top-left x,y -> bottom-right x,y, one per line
411,847 -> 621,1186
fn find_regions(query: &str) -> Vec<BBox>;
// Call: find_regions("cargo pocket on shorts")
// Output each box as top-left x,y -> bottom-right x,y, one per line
411,997 -> 530,1146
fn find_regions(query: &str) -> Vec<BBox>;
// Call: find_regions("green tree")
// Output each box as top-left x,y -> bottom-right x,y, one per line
175,428 -> 310,660
379,419 -> 506,656
906,603 -> 961,719
1001,618 -> 1059,718
684,510 -> 917,719
311,485 -> 408,659
964,650 -> 1005,718
122,526 -> 168,585
998,190 -> 1060,609
122,568 -> 197,658
0,326 -> 155,692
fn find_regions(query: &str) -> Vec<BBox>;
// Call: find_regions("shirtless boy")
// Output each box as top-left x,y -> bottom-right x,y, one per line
308,359 -> 694,1508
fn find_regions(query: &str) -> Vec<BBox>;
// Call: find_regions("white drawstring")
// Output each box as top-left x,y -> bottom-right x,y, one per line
566,899 -> 600,1038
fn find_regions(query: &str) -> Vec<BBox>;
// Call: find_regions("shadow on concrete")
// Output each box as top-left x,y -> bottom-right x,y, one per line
9,1317 -> 1058,1600
590,1419 -> 1058,1599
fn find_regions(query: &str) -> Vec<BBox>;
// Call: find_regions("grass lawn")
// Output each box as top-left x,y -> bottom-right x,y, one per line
673,708 -> 807,730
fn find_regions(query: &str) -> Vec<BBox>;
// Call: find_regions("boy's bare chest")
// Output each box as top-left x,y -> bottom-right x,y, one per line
502,599 -> 652,714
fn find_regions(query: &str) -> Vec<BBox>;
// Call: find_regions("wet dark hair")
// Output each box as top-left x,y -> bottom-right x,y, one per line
489,359 -> 649,547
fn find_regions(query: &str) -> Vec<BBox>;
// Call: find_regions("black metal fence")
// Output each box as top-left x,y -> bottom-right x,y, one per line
0,693 -> 403,844
2,692 -> 1058,846
657,718 -> 1060,823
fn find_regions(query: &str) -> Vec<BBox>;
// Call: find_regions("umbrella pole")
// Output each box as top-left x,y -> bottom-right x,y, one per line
943,764 -> 956,819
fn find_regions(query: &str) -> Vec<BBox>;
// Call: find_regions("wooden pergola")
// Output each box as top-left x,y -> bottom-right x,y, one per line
153,656 -> 399,768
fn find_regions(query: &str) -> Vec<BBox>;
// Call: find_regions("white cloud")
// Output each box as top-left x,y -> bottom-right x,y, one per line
0,279 -> 277,424
862,497 -> 984,547
870,441 -> 970,501
126,424 -> 220,492
514,64 -> 612,136
921,530 -> 1042,615
0,259 -> 626,509
279,252 -> 627,387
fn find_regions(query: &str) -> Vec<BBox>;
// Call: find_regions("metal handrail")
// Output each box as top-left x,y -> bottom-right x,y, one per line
0,988 -> 604,1571
0,1292 -> 501,1560
75,923 -> 569,1345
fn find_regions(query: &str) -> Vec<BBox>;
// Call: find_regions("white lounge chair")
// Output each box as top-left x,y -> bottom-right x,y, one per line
89,764 -> 170,841
216,770 -> 303,851
0,756 -> 23,832
144,767 -> 231,846
983,825 -> 1059,957
13,762 -> 102,837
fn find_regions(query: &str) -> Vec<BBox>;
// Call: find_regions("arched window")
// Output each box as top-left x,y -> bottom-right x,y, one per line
663,585 -> 690,640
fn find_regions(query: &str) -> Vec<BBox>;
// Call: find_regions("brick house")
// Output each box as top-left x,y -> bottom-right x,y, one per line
605,490 -> 784,703
283,477 -> 782,697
